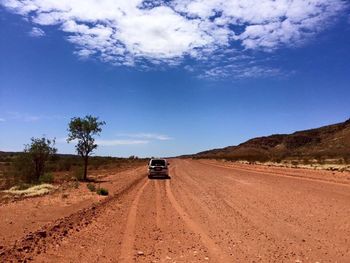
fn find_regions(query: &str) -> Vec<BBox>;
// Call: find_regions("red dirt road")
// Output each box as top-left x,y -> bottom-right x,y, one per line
1,159 -> 350,262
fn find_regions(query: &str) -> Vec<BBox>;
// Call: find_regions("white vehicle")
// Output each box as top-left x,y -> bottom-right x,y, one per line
148,158 -> 169,178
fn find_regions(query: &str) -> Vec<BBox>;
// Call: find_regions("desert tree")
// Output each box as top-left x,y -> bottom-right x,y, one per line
24,137 -> 57,182
67,115 -> 105,181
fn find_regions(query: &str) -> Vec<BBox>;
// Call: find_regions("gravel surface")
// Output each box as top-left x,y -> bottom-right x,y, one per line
1,159 -> 349,262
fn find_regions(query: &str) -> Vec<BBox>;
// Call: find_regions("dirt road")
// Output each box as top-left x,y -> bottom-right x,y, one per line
2,159 -> 350,262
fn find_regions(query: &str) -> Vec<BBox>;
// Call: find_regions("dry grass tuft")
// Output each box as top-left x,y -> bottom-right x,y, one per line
3,184 -> 55,197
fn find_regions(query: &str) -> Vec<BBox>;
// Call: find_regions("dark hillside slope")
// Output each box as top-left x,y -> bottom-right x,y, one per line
194,119 -> 350,162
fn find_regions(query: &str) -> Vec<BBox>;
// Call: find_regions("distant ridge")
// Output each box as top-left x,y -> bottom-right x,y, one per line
192,119 -> 350,162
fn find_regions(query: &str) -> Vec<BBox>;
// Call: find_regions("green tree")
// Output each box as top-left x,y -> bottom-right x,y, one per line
24,137 -> 57,182
67,115 -> 105,181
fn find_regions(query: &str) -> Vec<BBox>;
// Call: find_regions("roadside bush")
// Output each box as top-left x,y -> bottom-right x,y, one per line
291,160 -> 299,167
24,137 -> 57,182
45,162 -> 57,172
60,159 -> 73,171
96,187 -> 108,196
73,179 -> 79,189
91,163 -> 100,170
39,172 -> 54,184
302,157 -> 311,165
270,157 -> 282,163
54,158 -> 73,172
337,158 -> 345,165
5,153 -> 34,185
73,167 -> 84,181
1,151 -> 147,190
16,183 -> 33,190
316,156 -> 325,164
87,183 -> 96,192
345,156 -> 350,164
275,158 -> 282,164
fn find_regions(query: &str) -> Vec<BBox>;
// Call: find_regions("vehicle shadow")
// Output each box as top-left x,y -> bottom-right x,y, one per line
148,175 -> 171,180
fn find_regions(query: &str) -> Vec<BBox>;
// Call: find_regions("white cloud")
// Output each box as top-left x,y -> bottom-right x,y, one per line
57,137 -> 149,146
29,26 -> 45,37
95,139 -> 149,146
3,112 -> 67,122
116,133 -> 173,141
174,0 -> 346,50
24,115 -> 40,122
0,118 -> 6,122
5,111 -> 40,122
1,0 -> 348,78
199,64 -> 282,80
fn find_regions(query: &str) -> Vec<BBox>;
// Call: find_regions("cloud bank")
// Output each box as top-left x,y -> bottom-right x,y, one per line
116,133 -> 173,141
57,132 -> 172,147
1,0 -> 347,78
96,139 -> 149,146
57,137 -> 149,146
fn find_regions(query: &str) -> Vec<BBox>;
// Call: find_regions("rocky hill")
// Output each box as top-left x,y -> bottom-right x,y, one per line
193,119 -> 350,163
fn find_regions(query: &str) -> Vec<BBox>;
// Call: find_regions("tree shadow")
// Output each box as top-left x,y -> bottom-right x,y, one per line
83,178 -> 110,183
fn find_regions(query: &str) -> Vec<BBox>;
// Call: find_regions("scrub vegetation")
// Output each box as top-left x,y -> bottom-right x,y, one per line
0,152 -> 145,191
0,115 -> 146,191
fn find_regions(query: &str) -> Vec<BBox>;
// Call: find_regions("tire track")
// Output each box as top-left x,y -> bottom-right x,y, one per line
119,179 -> 149,262
154,180 -> 169,262
154,180 -> 162,229
165,178 -> 232,262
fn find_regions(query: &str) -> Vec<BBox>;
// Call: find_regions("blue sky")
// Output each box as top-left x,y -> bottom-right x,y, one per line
0,0 -> 349,157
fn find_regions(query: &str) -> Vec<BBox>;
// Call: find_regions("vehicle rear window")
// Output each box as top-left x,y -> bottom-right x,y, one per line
151,159 -> 166,166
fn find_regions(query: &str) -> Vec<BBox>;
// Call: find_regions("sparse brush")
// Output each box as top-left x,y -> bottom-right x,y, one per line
73,167 -> 84,181
1,150 -> 147,191
16,183 -> 33,190
72,179 -> 79,189
302,158 -> 311,165
4,184 -> 55,197
96,187 -> 108,196
39,172 -> 54,183
291,160 -> 299,167
87,183 -> 96,192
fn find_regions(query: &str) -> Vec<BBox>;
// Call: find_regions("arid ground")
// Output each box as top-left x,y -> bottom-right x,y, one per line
1,159 -> 350,262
